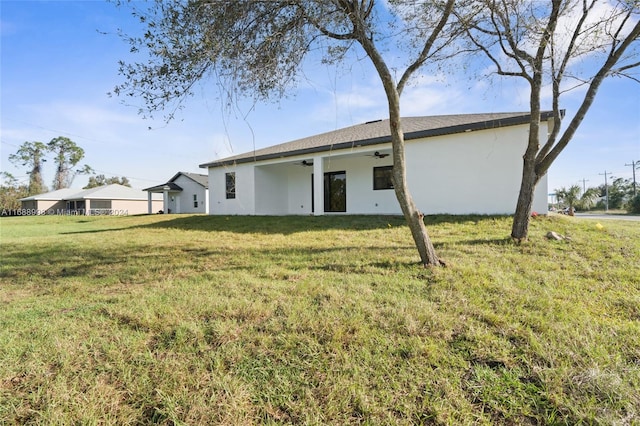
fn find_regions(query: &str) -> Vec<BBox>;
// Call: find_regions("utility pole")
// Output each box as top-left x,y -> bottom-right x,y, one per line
599,171 -> 611,212
625,160 -> 638,196
579,178 -> 589,194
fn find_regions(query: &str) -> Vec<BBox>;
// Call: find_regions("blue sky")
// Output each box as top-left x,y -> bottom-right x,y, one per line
1,0 -> 639,194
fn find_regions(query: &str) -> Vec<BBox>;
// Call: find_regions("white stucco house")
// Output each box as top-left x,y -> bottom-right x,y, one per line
143,172 -> 209,214
199,112 -> 553,216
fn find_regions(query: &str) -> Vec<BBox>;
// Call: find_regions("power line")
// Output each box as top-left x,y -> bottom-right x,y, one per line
625,160 -> 638,196
599,170 -> 612,212
2,117 -> 115,146
579,178 -> 589,193
89,168 -> 160,183
0,139 -> 21,149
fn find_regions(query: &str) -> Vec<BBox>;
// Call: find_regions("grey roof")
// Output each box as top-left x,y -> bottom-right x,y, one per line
143,172 -> 208,192
21,184 -> 161,202
200,111 -> 556,168
143,182 -> 183,192
174,172 -> 208,188
20,188 -> 79,201
67,184 -> 157,201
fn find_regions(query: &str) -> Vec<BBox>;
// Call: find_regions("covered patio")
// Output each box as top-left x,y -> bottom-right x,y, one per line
143,182 -> 182,214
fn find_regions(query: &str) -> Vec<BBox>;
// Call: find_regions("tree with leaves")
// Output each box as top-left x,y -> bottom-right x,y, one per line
575,187 -> 600,211
113,0 -> 464,266
0,172 -> 29,210
598,177 -> 634,209
628,193 -> 640,213
84,174 -> 131,189
555,185 -> 582,215
8,141 -> 48,195
48,136 -> 93,190
460,0 -> 640,241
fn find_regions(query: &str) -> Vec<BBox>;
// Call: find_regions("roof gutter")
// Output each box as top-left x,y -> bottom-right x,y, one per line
199,111 -> 559,169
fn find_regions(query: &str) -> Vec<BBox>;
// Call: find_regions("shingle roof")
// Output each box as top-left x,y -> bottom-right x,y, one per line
199,111 -> 555,168
175,172 -> 208,188
68,184 -> 157,201
21,184 -> 161,202
143,182 -> 183,192
20,188 -> 79,201
143,172 -> 209,192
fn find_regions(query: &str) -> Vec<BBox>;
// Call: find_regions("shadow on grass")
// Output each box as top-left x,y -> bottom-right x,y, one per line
0,241 -> 422,286
462,237 -> 514,246
60,214 -> 512,236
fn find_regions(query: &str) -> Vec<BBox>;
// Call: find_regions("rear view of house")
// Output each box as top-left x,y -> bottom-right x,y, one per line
199,112 -> 552,216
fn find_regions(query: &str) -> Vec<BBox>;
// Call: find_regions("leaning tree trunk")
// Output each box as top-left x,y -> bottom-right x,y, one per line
389,117 -> 443,267
512,71 -> 546,243
511,161 -> 538,242
511,116 -> 542,242
353,20 -> 444,267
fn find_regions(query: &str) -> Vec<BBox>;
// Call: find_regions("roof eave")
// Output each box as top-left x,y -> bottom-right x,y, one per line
199,111 -> 559,169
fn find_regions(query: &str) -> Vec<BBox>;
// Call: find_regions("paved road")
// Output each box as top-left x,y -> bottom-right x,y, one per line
573,213 -> 640,222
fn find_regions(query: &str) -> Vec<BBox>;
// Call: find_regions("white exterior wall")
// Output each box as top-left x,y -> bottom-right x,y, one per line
255,166 -> 289,214
205,122 -> 549,216
173,175 -> 208,214
309,154 -> 398,215
209,163 -> 256,215
287,165 -> 314,214
404,124 -> 548,215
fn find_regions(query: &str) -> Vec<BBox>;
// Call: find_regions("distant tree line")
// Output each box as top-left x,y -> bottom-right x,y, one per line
555,177 -> 640,215
83,174 -> 131,189
1,137 -> 130,210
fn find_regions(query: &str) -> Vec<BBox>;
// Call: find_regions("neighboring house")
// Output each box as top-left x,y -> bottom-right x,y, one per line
19,188 -> 79,213
143,172 -> 209,214
20,184 -> 163,215
199,112 -> 553,216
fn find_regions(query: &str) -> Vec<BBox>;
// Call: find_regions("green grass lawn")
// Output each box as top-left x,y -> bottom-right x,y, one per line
1,214 -> 638,425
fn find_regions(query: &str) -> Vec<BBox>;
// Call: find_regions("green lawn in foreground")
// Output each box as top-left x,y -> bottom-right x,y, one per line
0,214 -> 638,425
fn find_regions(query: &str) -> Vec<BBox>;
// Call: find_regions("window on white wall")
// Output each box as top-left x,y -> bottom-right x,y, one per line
226,172 -> 236,199
373,166 -> 393,190
193,194 -> 198,208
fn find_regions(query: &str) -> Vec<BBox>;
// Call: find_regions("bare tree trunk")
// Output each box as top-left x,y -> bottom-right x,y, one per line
53,163 -> 66,191
29,162 -> 46,196
512,65 -> 543,242
512,110 -> 545,242
389,118 -> 443,267
343,10 -> 444,267
511,160 -> 537,242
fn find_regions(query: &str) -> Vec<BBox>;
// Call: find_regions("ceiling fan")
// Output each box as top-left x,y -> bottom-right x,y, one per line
367,151 -> 390,159
299,160 -> 314,167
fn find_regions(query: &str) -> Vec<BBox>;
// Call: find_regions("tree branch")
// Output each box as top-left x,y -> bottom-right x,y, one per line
537,18 -> 640,174
397,0 -> 456,96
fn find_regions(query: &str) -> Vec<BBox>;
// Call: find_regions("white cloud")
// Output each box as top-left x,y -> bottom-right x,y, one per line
401,86 -> 457,115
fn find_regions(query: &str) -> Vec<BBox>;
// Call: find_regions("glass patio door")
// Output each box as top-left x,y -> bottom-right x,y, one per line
324,171 -> 346,212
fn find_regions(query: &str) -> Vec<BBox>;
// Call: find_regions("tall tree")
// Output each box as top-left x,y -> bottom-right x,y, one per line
48,136 -> 93,190
460,0 -> 640,241
113,0 -> 462,266
8,141 -> 48,195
